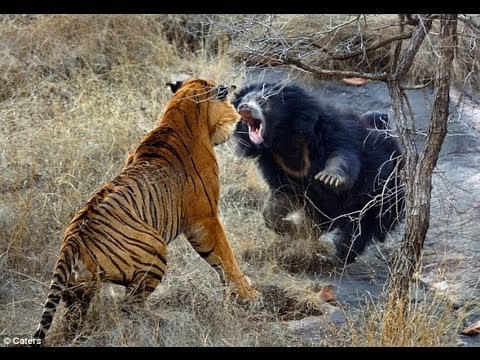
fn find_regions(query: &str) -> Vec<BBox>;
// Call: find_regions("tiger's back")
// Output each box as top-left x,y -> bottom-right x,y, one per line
33,79 -> 259,345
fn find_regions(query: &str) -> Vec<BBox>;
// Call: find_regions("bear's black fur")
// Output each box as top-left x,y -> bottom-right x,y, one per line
232,82 -> 405,265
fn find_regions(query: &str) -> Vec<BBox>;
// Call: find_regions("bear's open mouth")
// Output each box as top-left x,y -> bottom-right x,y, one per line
239,108 -> 264,145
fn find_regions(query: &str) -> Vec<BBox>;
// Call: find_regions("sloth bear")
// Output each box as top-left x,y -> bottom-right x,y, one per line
232,82 -> 405,265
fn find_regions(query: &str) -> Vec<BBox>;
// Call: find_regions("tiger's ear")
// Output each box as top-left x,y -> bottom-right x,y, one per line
166,81 -> 184,94
215,85 -> 237,100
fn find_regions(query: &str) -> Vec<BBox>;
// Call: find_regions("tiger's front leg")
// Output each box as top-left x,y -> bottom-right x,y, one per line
186,217 -> 260,301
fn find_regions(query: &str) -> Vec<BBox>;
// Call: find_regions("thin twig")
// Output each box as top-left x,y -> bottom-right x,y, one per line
317,31 -> 414,61
282,56 -> 387,81
400,79 -> 433,90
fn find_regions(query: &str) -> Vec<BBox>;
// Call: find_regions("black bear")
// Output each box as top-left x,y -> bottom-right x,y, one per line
232,82 -> 405,265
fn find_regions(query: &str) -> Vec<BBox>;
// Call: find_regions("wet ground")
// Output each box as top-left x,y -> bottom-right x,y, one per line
244,68 -> 480,346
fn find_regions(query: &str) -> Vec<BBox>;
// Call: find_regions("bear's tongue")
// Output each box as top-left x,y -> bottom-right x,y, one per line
248,123 -> 264,144
239,109 -> 264,145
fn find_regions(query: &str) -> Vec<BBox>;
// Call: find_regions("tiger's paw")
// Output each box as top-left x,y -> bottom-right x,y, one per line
314,169 -> 346,188
231,275 -> 262,305
237,284 -> 261,302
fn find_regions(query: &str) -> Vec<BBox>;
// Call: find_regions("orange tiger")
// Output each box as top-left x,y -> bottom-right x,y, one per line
32,78 -> 259,345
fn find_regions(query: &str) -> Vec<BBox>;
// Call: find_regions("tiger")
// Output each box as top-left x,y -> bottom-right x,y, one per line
32,78 -> 259,345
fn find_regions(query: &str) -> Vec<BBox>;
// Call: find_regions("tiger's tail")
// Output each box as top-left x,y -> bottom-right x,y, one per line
32,241 -> 78,345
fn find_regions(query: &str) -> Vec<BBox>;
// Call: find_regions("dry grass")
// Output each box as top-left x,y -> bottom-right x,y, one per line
0,15 -> 477,347
331,285 -> 476,347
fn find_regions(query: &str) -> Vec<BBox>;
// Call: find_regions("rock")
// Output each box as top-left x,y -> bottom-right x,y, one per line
286,316 -> 323,332
327,306 -> 347,327
285,316 -> 329,343
432,280 -> 449,291
452,299 -> 465,310
284,303 -> 347,343
461,319 -> 480,335
319,285 -> 335,303
342,77 -> 368,86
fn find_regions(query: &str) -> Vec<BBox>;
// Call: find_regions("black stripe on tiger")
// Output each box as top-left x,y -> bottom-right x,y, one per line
100,200 -> 162,242
189,160 -> 215,216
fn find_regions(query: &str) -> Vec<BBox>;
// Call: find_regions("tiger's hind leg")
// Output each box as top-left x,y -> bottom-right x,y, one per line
61,281 -> 99,340
122,271 -> 163,312
120,231 -> 167,313
186,216 -> 260,301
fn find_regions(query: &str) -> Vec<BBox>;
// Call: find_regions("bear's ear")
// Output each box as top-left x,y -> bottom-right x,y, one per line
215,85 -> 236,100
166,80 -> 184,94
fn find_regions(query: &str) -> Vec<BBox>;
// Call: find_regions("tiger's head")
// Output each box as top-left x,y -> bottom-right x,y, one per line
166,78 -> 240,146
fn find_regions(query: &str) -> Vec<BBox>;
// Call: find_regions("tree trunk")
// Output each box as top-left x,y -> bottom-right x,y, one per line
387,14 -> 458,304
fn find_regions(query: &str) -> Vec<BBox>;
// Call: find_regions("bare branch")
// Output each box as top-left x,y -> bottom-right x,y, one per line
282,56 -> 387,81
420,15 -> 457,172
400,79 -> 433,90
393,15 -> 433,80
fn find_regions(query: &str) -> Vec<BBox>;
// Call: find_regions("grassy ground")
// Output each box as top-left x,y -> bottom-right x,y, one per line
0,14 -> 476,347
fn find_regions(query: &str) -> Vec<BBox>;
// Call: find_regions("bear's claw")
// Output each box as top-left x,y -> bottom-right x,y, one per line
315,170 -> 346,188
